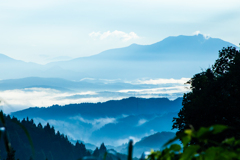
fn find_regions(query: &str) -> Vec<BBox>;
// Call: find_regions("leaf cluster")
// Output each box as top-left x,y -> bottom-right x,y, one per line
147,125 -> 240,160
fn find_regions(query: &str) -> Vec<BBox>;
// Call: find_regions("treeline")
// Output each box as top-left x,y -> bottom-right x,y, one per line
12,97 -> 183,119
0,114 -> 95,160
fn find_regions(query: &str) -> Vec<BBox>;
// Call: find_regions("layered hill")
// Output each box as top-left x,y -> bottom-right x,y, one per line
0,77 -> 149,91
11,97 -> 182,147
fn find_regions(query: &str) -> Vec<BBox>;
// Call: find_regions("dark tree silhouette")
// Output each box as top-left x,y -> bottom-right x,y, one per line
37,123 -> 43,129
172,46 -> 240,142
99,143 -> 107,154
0,114 -> 91,160
6,148 -> 16,160
93,147 -> 99,157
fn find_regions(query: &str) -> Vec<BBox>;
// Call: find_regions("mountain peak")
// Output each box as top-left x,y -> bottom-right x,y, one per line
193,33 -> 210,40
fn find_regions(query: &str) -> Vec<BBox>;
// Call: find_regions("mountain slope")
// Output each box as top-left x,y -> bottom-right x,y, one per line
89,112 -> 178,143
0,54 -> 44,79
86,34 -> 233,60
1,114 -> 133,160
134,132 -> 176,148
119,131 -> 177,157
0,114 -> 91,160
0,34 -> 236,80
44,34 -> 236,79
11,97 -> 182,147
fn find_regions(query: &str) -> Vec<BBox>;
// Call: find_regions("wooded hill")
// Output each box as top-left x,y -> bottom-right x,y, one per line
0,114 -> 126,160
12,97 -> 183,119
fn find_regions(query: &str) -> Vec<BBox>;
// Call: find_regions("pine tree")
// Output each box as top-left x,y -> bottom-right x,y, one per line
37,123 -> 43,129
92,147 -> 99,157
99,143 -> 107,154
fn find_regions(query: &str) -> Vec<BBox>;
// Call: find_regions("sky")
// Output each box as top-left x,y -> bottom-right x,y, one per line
0,0 -> 239,64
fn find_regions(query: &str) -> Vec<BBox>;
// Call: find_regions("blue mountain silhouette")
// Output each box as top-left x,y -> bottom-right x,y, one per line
0,34 -> 236,80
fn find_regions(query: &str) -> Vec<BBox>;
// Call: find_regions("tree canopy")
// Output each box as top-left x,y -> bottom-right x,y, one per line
172,46 -> 240,142
0,113 -> 91,160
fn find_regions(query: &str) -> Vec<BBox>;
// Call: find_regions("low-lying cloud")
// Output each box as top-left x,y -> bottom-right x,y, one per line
33,116 -> 118,145
0,78 -> 190,114
132,78 -> 190,85
33,118 -> 91,142
70,116 -> 117,131
118,86 -> 189,95
89,30 -> 139,41
0,88 -> 101,113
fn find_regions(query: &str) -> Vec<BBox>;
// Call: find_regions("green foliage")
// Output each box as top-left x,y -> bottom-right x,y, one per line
172,46 -> 240,143
147,125 -> 240,160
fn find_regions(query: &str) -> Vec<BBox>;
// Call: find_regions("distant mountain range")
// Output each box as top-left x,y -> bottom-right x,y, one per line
11,97 -> 182,148
0,77 -> 154,92
0,34 -> 236,80
1,34 -> 228,158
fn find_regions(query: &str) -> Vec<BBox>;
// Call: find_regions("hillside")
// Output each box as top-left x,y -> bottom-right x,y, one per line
119,131 -> 177,157
12,97 -> 182,119
0,113 -> 132,160
11,97 -> 182,147
0,114 -> 91,160
134,132 -> 176,148
44,34 -> 236,79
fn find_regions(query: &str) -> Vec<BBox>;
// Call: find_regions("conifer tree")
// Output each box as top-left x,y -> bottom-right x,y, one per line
92,147 -> 99,157
99,143 -> 107,154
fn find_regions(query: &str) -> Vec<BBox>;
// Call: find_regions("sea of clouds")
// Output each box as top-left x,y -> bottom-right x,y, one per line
0,78 -> 190,114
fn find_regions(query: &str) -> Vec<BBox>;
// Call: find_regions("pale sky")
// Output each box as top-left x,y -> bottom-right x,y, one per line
0,0 -> 239,64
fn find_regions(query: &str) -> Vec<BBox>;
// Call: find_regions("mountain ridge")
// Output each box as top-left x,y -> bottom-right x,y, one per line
47,34 -> 234,63
11,97 -> 183,119
11,97 -> 182,149
0,34 -> 236,80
